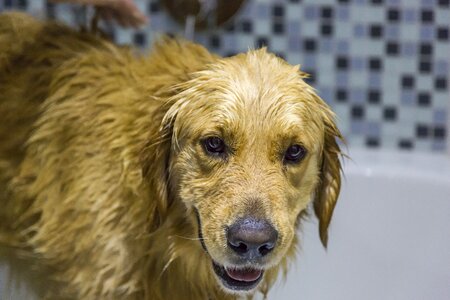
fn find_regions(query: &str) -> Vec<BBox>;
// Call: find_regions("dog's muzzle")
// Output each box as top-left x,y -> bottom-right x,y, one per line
197,214 -> 279,292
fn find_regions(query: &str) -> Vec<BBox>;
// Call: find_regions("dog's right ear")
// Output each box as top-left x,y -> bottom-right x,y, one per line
140,111 -> 173,232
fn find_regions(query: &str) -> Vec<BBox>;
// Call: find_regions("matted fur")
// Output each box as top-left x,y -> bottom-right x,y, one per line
0,12 -> 343,299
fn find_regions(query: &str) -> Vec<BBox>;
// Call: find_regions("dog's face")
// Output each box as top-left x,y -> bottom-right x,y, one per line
147,50 -> 342,294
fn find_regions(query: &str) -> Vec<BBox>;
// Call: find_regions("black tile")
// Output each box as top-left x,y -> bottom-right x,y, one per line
17,0 -> 28,9
321,6 -> 334,19
4,0 -> 13,8
434,127 -> 447,139
351,106 -> 365,119
417,92 -> 432,106
435,77 -> 448,90
386,42 -> 399,55
416,124 -> 430,138
387,9 -> 400,22
371,0 -> 384,4
273,21 -> 284,34
272,5 -> 285,17
256,37 -> 269,48
421,10 -> 434,23
383,106 -> 397,121
338,0 -> 351,3
225,23 -> 235,32
133,32 -> 146,47
336,56 -> 349,70
368,90 -> 381,104
437,27 -> 449,40
166,32 -> 176,39
225,52 -> 238,57
149,2 -> 160,13
303,39 -> 317,52
320,24 -> 333,36
290,0 -> 302,2
366,137 -> 380,148
210,35 -> 221,48
304,69 -> 316,84
401,75 -> 415,88
419,61 -> 432,73
438,0 -> 450,6
336,89 -> 348,102
419,43 -> 433,56
369,24 -> 383,38
241,20 -> 253,33
369,57 -> 383,71
275,52 -> 286,60
46,3 -> 56,19
398,139 -> 414,150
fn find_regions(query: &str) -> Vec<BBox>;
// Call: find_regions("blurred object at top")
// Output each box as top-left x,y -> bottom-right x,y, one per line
162,0 -> 245,30
49,0 -> 148,28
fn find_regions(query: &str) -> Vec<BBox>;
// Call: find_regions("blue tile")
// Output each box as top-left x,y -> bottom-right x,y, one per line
385,25 -> 400,39
288,36 -> 301,51
353,24 -> 366,38
433,109 -> 447,124
402,42 -> 416,56
336,6 -> 350,21
304,5 -> 318,20
302,54 -> 317,69
336,71 -> 349,88
287,21 -> 300,35
435,60 -> 449,75
350,88 -> 366,103
403,8 -> 417,22
367,122 -> 381,137
240,1 -> 254,18
320,39 -> 334,53
222,35 -> 237,51
255,3 -> 270,19
432,141 -> 447,151
369,73 -> 382,88
401,91 -> 416,105
420,25 -> 434,41
319,87 -> 333,103
351,120 -> 365,135
351,57 -> 366,71
336,40 -> 349,54
387,0 -> 401,6
421,0 -> 436,7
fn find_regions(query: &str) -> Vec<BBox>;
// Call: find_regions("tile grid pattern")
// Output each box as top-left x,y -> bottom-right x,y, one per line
1,0 -> 449,152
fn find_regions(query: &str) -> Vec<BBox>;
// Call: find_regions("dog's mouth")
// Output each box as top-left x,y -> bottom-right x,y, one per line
194,208 -> 264,291
212,261 -> 264,291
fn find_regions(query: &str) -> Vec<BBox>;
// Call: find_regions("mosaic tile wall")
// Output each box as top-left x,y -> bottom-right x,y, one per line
1,0 -> 449,152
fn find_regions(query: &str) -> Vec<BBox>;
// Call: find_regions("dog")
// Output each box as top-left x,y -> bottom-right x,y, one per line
0,12 -> 343,299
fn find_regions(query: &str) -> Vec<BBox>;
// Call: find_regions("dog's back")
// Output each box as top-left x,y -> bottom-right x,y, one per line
0,12 -> 215,222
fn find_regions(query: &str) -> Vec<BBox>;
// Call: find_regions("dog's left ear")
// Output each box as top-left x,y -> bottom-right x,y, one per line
140,90 -> 192,232
311,94 -> 343,248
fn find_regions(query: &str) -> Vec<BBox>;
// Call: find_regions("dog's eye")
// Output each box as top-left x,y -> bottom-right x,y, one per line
284,144 -> 307,163
202,137 -> 226,156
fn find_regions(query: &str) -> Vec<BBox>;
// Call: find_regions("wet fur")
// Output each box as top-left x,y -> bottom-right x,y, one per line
0,12 -> 343,299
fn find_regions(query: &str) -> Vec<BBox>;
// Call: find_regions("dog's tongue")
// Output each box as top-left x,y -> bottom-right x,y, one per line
225,267 -> 262,282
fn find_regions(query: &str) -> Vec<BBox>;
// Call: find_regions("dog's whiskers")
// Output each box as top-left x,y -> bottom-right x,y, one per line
173,235 -> 210,241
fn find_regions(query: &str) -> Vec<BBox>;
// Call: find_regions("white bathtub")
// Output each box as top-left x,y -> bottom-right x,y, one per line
268,148 -> 450,300
2,149 -> 450,299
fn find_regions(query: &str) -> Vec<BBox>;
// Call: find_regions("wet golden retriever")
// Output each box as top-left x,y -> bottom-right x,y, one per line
0,12 -> 342,300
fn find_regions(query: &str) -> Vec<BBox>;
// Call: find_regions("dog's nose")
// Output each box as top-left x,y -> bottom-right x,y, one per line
227,218 -> 278,259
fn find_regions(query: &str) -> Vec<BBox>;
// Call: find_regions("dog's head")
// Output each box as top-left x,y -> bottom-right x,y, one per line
144,48 -> 342,293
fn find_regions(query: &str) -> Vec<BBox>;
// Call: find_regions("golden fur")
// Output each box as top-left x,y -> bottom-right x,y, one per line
0,12 -> 343,299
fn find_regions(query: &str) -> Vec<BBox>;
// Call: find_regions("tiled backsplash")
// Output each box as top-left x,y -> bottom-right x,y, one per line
1,0 -> 449,152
